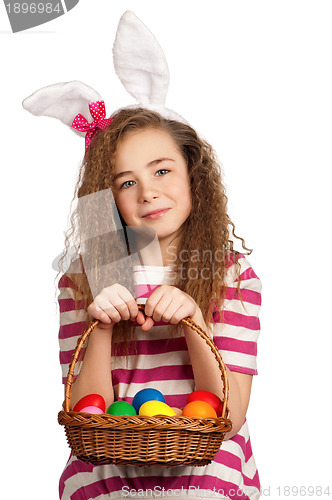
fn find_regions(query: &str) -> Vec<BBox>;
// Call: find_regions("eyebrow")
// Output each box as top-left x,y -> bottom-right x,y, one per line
113,158 -> 175,182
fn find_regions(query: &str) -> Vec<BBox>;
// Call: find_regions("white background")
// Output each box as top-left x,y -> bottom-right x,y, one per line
1,1 -> 331,499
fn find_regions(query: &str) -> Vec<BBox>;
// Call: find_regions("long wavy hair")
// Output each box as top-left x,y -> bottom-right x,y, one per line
57,108 -> 251,350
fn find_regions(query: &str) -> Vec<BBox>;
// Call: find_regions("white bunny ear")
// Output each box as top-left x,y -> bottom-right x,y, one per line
113,11 -> 169,108
22,81 -> 103,137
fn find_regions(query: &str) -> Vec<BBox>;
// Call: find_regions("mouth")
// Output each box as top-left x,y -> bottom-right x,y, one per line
142,208 -> 171,220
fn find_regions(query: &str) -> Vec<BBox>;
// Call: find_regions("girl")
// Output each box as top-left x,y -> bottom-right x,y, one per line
23,11 -> 262,500
57,107 -> 262,500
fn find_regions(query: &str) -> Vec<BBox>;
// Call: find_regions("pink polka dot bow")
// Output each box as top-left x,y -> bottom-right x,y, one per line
72,101 -> 113,150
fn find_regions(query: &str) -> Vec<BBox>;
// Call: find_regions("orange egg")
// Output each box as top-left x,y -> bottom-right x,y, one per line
187,390 -> 223,416
182,400 -> 217,418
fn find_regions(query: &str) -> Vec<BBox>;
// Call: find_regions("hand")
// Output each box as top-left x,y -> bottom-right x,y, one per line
141,285 -> 199,332
87,284 -> 148,329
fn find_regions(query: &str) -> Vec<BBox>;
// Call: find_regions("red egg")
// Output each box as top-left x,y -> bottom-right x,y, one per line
182,400 -> 217,418
187,390 -> 223,416
73,394 -> 106,412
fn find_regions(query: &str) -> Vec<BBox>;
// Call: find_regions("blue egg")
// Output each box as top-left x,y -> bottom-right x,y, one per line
132,388 -> 165,412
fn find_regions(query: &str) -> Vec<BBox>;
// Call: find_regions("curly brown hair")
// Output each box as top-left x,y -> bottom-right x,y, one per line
57,108 -> 251,349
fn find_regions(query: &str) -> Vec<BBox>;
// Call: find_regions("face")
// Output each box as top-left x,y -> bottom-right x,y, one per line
113,128 -> 192,254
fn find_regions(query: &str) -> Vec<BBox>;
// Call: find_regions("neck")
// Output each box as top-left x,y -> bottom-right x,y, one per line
136,238 -> 177,267
131,228 -> 181,267
159,234 -> 181,267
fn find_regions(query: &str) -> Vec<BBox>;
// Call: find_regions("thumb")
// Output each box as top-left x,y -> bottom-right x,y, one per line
135,311 -> 154,331
140,316 -> 155,331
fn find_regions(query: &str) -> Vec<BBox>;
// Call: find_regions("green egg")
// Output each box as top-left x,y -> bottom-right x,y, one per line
107,401 -> 137,416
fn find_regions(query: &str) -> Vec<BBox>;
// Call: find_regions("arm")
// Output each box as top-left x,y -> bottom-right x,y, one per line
183,308 -> 253,439
58,278 -> 146,410
70,324 -> 114,410
58,276 -> 115,408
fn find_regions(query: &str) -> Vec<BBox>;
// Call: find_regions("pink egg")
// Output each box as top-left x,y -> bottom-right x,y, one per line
79,405 -> 104,414
171,407 -> 183,416
73,394 -> 106,412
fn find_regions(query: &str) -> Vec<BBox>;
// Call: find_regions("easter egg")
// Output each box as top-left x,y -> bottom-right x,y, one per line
187,390 -> 223,416
132,388 -> 165,412
73,394 -> 106,412
171,407 -> 183,416
79,405 -> 104,414
139,401 -> 177,417
107,401 -> 137,416
182,400 -> 217,418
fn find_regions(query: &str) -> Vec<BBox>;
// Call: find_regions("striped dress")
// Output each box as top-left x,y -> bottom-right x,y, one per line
58,254 -> 262,500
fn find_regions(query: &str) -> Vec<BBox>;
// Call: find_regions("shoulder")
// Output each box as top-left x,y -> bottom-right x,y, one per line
57,257 -> 84,291
212,253 -> 262,376
225,252 -> 262,294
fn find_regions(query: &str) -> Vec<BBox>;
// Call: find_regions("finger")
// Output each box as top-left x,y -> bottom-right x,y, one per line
168,304 -> 188,324
148,295 -> 175,323
111,301 -> 132,321
125,299 -> 139,321
135,311 -> 154,330
92,310 -> 115,329
105,287 -> 138,321
94,296 -> 122,323
160,301 -> 182,323
91,307 -> 113,325
140,316 -> 155,332
115,285 -> 137,306
87,302 -> 114,324
135,310 -> 146,325
144,286 -> 165,317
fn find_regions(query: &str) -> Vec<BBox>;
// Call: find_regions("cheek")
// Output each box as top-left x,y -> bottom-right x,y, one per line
115,195 -> 133,221
184,194 -> 192,218
177,181 -> 192,214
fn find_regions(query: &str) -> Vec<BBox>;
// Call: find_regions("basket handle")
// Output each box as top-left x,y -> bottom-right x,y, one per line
63,305 -> 230,419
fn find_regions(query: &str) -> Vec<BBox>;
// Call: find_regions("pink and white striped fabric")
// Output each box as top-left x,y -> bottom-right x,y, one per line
58,255 -> 262,500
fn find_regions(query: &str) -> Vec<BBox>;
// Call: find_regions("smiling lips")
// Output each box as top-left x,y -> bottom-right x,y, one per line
142,208 -> 171,219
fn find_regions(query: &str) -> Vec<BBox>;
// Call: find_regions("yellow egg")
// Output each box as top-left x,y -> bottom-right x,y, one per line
139,400 -> 177,417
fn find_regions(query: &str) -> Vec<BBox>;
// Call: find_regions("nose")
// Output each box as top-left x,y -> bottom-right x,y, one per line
138,181 -> 160,203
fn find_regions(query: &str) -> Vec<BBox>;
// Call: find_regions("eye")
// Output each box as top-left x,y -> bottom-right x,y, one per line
120,180 -> 136,189
156,169 -> 170,176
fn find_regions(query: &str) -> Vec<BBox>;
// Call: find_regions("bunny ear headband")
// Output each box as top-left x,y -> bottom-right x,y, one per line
22,11 -> 187,150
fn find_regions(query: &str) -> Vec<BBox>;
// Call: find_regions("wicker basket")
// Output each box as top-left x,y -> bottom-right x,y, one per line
58,308 -> 232,467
